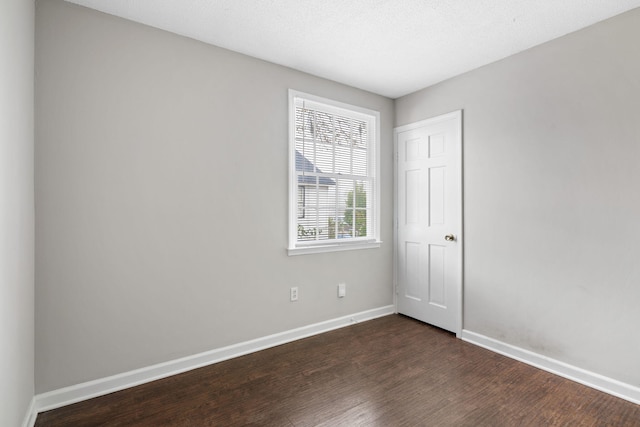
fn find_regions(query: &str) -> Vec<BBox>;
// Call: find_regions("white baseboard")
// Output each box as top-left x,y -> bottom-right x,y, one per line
461,329 -> 640,405
21,396 -> 37,427
34,305 -> 395,414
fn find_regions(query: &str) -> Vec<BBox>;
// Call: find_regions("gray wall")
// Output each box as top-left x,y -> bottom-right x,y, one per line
1,0 -> 35,424
35,0 -> 394,393
396,8 -> 640,387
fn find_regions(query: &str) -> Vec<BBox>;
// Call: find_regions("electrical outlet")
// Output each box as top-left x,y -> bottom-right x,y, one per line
290,286 -> 299,302
338,283 -> 346,298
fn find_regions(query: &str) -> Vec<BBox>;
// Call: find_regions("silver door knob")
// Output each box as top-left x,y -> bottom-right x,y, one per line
444,234 -> 456,242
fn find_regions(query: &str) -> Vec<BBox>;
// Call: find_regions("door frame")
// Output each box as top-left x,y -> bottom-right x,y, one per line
393,110 -> 464,336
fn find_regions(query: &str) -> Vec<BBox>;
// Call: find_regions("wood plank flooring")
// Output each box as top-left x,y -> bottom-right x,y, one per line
35,315 -> 640,426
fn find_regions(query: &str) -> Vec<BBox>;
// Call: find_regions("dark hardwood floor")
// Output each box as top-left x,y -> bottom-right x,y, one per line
35,315 -> 640,426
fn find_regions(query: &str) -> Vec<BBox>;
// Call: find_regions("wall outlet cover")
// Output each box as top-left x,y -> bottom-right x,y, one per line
338,283 -> 346,298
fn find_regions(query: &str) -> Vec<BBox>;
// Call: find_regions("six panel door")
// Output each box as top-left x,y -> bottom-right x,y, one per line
395,111 -> 462,334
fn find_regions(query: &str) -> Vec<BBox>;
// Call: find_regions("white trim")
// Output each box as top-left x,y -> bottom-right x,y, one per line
461,329 -> 640,405
392,144 -> 399,315
455,110 -> 464,337
288,240 -> 381,256
34,305 -> 395,413
21,397 -> 37,427
289,90 -> 379,119
394,110 -> 463,133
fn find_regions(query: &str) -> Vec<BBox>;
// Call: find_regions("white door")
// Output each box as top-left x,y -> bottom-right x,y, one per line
395,111 -> 462,334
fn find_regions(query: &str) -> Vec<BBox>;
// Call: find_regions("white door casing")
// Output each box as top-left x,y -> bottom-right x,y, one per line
394,111 -> 462,335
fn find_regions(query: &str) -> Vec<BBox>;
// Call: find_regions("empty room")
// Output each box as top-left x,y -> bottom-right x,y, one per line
3,0 -> 640,425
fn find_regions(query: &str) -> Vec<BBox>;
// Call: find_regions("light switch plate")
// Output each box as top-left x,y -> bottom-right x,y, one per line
338,283 -> 346,298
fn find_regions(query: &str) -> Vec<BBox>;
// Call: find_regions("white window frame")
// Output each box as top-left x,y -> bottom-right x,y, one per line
288,89 -> 381,256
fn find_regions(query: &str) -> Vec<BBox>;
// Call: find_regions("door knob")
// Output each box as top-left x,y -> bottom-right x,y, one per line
444,234 -> 456,242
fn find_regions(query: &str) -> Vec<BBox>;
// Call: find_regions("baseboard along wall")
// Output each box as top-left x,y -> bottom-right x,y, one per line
30,305 -> 395,422
461,330 -> 640,406
21,397 -> 37,427
25,308 -> 640,427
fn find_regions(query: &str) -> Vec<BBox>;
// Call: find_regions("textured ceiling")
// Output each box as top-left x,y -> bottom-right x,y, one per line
65,0 -> 640,98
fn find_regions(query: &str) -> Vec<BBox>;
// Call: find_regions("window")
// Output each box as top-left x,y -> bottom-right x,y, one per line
288,90 -> 380,255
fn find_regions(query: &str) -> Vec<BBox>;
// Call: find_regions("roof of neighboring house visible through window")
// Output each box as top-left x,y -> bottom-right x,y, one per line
295,150 -> 335,186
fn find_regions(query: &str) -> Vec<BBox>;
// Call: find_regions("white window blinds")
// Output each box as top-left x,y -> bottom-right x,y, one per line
289,91 -> 380,254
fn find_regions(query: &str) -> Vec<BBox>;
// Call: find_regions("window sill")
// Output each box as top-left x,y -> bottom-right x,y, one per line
288,241 -> 381,256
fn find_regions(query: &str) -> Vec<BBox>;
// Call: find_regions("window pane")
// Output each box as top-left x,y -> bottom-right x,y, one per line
334,144 -> 351,175
297,207 -> 318,241
302,183 -> 319,209
353,209 -> 367,237
352,119 -> 367,149
352,147 -> 367,176
317,209 -> 335,241
334,115 -> 351,146
336,179 -> 353,237
297,186 -> 305,219
315,111 -> 333,144
295,107 -> 315,141
296,140 -> 315,167
342,180 -> 369,238
315,142 -> 333,174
